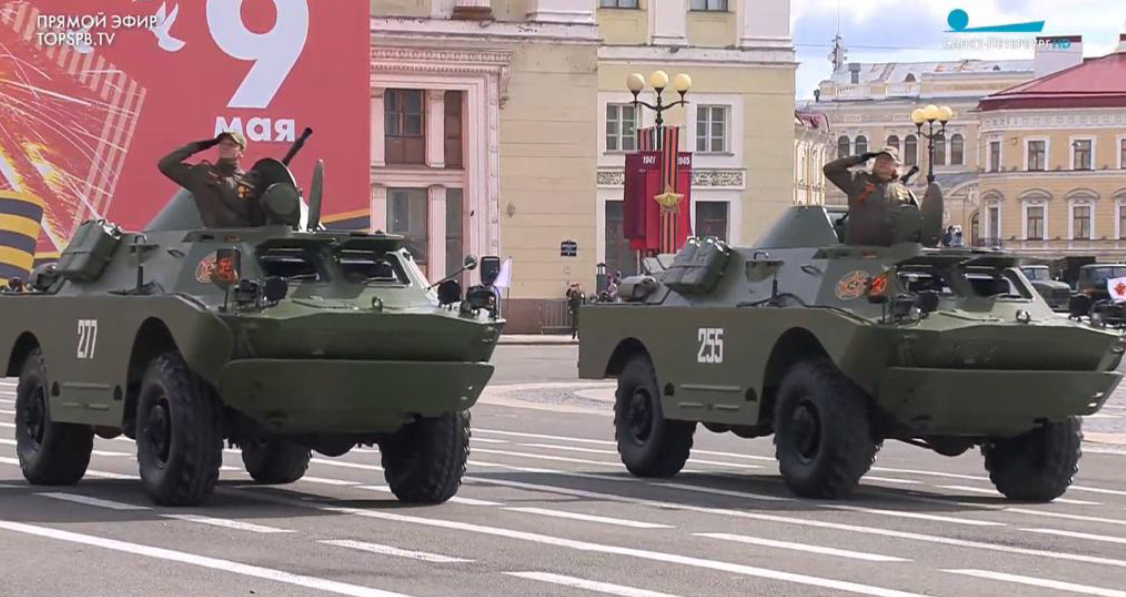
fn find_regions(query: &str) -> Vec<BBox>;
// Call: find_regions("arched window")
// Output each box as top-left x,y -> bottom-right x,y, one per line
905,73 -> 917,82
904,135 -> 918,166
837,135 -> 850,159
935,134 -> 947,166
855,135 -> 868,156
950,134 -> 964,165
886,135 -> 900,155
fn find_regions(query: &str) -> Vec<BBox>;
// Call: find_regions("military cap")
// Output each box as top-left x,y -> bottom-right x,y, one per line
217,131 -> 247,149
874,145 -> 899,162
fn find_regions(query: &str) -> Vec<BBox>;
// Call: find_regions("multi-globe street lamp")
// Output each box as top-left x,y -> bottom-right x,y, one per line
626,70 -> 692,127
911,104 -> 954,184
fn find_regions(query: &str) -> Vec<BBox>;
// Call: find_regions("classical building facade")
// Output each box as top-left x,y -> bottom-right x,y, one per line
373,0 -> 796,332
974,35 -> 1126,258
793,110 -> 831,205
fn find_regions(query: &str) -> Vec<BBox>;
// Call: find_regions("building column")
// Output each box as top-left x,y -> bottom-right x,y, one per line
371,184 -> 387,232
452,0 -> 492,20
372,88 -> 385,167
428,184 -> 447,279
651,0 -> 687,46
426,89 -> 445,169
737,0 -> 791,49
526,0 -> 595,24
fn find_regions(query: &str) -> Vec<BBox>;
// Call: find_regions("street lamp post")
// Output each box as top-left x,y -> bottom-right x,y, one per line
911,104 -> 954,184
627,71 -> 692,128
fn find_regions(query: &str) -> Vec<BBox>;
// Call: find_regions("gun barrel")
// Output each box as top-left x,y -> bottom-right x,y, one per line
282,127 -> 313,166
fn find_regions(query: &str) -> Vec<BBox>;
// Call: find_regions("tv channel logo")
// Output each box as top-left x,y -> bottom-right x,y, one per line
945,8 -> 1045,33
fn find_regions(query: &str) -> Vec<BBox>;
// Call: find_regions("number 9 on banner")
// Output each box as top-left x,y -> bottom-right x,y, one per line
206,0 -> 309,109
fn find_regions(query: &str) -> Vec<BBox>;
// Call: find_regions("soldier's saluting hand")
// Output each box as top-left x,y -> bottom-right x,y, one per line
823,146 -> 919,246
157,131 -> 263,228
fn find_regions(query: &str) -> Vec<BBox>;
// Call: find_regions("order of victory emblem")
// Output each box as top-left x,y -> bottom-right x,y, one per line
835,270 -> 872,300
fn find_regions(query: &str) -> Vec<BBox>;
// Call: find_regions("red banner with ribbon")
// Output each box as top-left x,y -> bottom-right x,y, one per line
623,126 -> 692,254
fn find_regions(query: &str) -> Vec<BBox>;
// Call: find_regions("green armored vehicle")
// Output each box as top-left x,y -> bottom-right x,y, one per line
1,131 -> 504,507
578,203 -> 1123,502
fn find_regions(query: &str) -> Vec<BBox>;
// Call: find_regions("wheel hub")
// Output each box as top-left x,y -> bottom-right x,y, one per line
20,384 -> 46,447
627,389 -> 653,444
144,400 -> 172,467
791,400 -> 822,463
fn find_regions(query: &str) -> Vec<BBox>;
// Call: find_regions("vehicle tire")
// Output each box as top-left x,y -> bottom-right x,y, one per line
772,357 -> 878,499
982,417 -> 1081,502
241,440 -> 311,484
14,348 -> 94,485
135,351 -> 223,507
379,410 -> 469,504
614,355 -> 696,478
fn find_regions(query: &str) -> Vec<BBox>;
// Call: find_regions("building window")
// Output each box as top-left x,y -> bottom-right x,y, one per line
837,135 -> 850,158
987,205 -> 1000,241
1073,204 -> 1091,240
1119,205 -> 1126,239
989,140 -> 1001,172
600,0 -> 637,7
971,212 -> 980,245
604,201 -> 637,277
444,91 -> 463,169
388,188 -> 429,266
695,201 -> 728,241
934,135 -> 946,166
606,104 -> 637,153
1025,205 -> 1044,240
950,134 -> 964,166
1027,140 -> 1046,171
385,89 -> 425,165
446,188 -> 463,277
904,135 -> 918,166
696,105 -> 727,153
1120,138 -> 1126,169
690,0 -> 728,9
1073,139 -> 1093,170
886,135 -> 900,156
854,135 -> 868,156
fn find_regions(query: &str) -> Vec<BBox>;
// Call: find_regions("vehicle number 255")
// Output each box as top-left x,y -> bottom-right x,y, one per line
697,327 -> 723,364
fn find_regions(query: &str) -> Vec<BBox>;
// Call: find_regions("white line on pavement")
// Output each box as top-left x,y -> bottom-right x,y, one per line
470,438 -> 510,444
502,507 -> 674,529
0,409 -> 14,416
868,467 -> 989,482
1070,485 -> 1126,497
505,571 -> 687,597
321,539 -> 473,563
1004,508 -> 1126,527
0,421 -> 12,428
821,504 -> 1005,528
649,481 -> 790,502
299,476 -> 361,486
944,569 -> 1126,597
0,483 -> 18,489
355,485 -> 504,507
940,485 -> 1101,506
476,428 -> 615,446
518,443 -> 764,470
37,492 -> 150,511
0,520 -> 416,597
696,532 -> 910,563
310,458 -> 383,472
85,470 -> 136,480
1021,527 -> 1126,545
472,447 -> 621,468
161,513 -> 295,534
863,477 -> 922,485
462,475 -> 1126,569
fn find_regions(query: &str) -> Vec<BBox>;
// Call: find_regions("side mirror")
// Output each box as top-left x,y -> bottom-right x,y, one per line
480,255 -> 501,285
212,248 -> 241,291
437,279 -> 462,306
464,285 -> 495,312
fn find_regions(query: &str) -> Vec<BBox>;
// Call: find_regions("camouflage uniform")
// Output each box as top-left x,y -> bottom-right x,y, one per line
157,132 -> 263,228
823,146 -> 919,246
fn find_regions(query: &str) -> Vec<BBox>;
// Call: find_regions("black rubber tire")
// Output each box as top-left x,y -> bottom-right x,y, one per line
135,351 -> 223,507
14,348 -> 93,485
241,440 -> 311,484
772,358 -> 878,499
982,417 -> 1082,502
379,410 -> 469,504
613,355 -> 696,478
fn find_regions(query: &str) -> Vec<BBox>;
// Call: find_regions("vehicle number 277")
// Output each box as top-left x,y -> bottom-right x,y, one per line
697,328 -> 723,364
77,319 -> 99,360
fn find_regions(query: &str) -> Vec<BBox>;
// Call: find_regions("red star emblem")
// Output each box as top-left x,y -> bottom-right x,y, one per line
1114,281 -> 1125,297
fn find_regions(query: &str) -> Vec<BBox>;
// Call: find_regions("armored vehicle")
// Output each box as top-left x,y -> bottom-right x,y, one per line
1019,265 -> 1072,311
0,131 -> 504,507
578,203 -> 1123,502
1068,263 -> 1126,327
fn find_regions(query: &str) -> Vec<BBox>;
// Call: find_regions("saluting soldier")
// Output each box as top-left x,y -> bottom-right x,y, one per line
157,131 -> 263,228
823,146 -> 919,246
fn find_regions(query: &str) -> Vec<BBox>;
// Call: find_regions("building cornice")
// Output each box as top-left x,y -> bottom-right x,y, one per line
371,45 -> 514,107
979,170 -> 1126,181
372,17 -> 599,44
597,168 -> 746,189
597,45 -> 796,69
979,108 -> 1126,132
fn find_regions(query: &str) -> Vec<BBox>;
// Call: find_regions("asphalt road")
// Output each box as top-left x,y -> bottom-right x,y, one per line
1,347 -> 1125,597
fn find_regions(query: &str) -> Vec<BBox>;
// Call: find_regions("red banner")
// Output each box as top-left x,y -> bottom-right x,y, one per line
0,0 -> 371,266
625,151 -> 691,254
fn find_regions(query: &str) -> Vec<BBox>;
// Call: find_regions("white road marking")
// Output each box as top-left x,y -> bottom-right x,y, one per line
863,476 -> 922,485
1070,485 -> 1126,497
469,459 -> 631,483
355,485 -> 504,507
321,539 -> 473,563
0,483 -> 18,489
940,485 -> 1102,505
871,467 -> 989,482
161,513 -> 295,534
472,447 -> 621,467
463,475 -> 1126,569
310,505 -> 933,597
85,470 -> 136,480
503,507 -> 673,529
0,422 -> 13,428
477,428 -> 615,446
505,571 -> 687,597
651,481 -> 789,502
697,532 -> 910,563
0,409 -> 14,416
1022,527 -> 1126,545
37,492 -> 149,510
1004,508 -> 1126,527
310,458 -> 383,472
470,437 -> 509,444
518,443 -> 763,470
945,569 -> 1126,597
300,476 -> 361,486
822,504 -> 1005,527
0,520 -> 415,597
91,450 -> 130,457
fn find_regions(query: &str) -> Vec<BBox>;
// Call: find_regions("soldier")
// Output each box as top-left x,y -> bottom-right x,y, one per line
157,131 -> 263,228
565,283 -> 586,339
823,146 -> 919,246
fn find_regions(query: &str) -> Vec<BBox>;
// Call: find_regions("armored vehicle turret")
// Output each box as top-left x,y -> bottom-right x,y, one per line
578,203 -> 1124,502
1,131 -> 503,507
